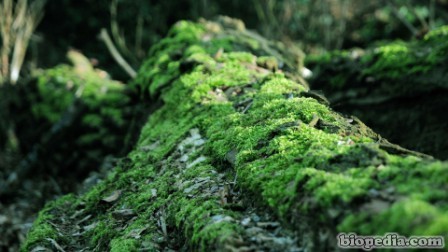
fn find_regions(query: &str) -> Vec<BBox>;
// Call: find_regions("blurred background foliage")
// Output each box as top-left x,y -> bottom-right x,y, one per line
2,0 -> 448,171
26,0 -> 448,81
1,1 -> 448,249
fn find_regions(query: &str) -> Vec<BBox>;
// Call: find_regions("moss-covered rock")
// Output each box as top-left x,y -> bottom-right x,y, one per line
23,19 -> 448,251
6,51 -> 132,190
306,26 -> 448,159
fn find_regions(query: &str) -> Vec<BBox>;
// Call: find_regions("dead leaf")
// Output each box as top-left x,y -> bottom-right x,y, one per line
361,199 -> 390,214
101,190 -> 122,203
31,246 -> 52,252
112,209 -> 136,220
0,215 -> 9,225
76,214 -> 91,225
241,217 -> 251,226
45,238 -> 65,252
183,178 -> 210,194
210,215 -> 234,224
186,156 -> 207,169
83,222 -> 98,232
139,141 -> 161,152
126,226 -> 149,239
226,149 -> 238,165
151,189 -> 157,198
256,222 -> 280,228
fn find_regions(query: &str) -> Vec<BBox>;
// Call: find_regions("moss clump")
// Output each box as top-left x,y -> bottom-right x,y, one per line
24,19 -> 448,251
110,238 -> 139,252
22,195 -> 78,251
308,25 -> 448,91
33,51 -> 129,127
307,25 -> 448,160
12,51 -> 132,182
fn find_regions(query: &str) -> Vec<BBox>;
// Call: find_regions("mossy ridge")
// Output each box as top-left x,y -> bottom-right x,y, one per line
307,25 -> 448,101
25,19 -> 448,251
133,17 -> 306,99
306,25 -> 448,159
20,51 -> 132,180
135,20 -> 448,249
21,195 -> 79,251
34,51 -> 129,126
24,118 -> 299,251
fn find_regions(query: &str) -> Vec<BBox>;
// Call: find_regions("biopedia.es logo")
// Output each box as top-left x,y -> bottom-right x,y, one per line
337,233 -> 445,250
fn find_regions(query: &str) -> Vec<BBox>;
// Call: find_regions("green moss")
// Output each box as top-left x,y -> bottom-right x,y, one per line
137,108 -> 196,161
33,65 -> 80,123
22,195 -> 77,251
33,58 -> 129,124
296,167 -> 373,206
110,238 -> 139,252
362,41 -> 431,79
206,37 -> 236,54
256,56 -> 278,71
25,20 -> 448,251
21,51 -> 132,182
134,21 -> 205,96
308,25 -> 448,89
173,197 -> 243,250
22,223 -> 56,251
88,220 -> 118,248
339,199 -> 448,237
217,52 -> 256,63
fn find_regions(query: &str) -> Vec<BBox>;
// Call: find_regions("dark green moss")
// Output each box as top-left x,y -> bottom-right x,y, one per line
306,25 -> 448,160
24,20 -> 448,251
22,195 -> 78,251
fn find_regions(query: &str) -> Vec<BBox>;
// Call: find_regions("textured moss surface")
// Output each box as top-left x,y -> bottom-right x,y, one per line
10,51 -> 132,182
24,19 -> 448,251
307,26 -> 448,159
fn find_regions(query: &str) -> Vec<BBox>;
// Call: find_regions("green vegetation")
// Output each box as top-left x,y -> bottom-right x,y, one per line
23,19 -> 448,251
306,25 -> 448,159
21,195 -> 78,250
3,51 -> 132,192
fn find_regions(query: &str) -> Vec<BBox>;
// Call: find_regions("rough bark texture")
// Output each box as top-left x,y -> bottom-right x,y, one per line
22,19 -> 448,251
306,27 -> 448,160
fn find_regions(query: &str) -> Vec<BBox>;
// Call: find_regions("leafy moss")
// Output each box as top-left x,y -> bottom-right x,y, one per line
22,195 -> 77,251
339,199 -> 448,237
25,20 -> 448,251
308,25 -> 448,89
110,238 -> 139,252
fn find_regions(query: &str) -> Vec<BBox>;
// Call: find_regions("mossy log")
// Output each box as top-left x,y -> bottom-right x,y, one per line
23,19 -> 448,251
0,51 -> 133,196
306,27 -> 448,159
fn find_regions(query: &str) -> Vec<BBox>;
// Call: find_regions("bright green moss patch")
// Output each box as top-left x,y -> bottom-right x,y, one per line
34,58 -> 129,125
307,25 -> 448,90
297,167 -> 373,206
306,25 -> 448,161
110,238 -> 139,252
134,21 -> 205,96
25,19 -> 448,251
22,195 -> 78,251
16,50 -> 133,184
339,199 -> 448,237
137,107 -> 196,161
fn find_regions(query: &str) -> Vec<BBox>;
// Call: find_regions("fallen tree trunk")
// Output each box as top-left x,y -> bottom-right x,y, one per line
306,27 -> 448,160
23,18 -> 448,251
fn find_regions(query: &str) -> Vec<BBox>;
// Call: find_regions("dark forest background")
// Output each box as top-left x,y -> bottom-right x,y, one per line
1,0 -> 448,251
32,0 -> 448,80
